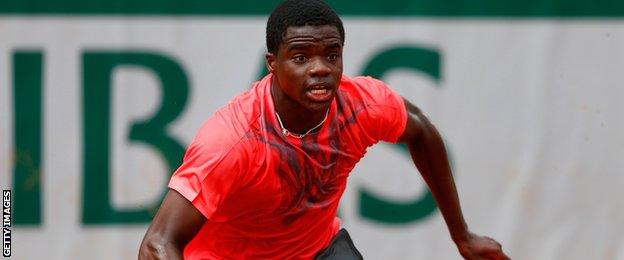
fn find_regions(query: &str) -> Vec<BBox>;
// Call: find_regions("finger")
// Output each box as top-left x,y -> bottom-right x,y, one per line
480,244 -> 509,259
484,251 -> 510,260
485,237 -> 502,248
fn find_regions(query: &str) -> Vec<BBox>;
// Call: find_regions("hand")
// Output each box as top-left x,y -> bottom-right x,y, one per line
455,233 -> 510,260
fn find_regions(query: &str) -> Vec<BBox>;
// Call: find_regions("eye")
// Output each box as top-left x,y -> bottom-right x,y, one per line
292,55 -> 307,63
328,53 -> 340,62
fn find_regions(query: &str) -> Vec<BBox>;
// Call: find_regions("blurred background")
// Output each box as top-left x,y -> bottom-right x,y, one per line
1,0 -> 623,259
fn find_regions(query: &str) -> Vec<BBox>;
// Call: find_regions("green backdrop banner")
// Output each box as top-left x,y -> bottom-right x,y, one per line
1,0 -> 624,17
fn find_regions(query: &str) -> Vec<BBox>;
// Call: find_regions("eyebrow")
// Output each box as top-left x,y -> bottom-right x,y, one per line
287,42 -> 314,51
325,42 -> 342,50
286,41 -> 343,52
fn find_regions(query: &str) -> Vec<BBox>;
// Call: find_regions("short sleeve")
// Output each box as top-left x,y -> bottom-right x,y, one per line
168,122 -> 247,221
353,76 -> 408,143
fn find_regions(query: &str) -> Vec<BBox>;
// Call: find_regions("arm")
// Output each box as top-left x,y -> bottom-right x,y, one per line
397,98 -> 509,260
139,189 -> 206,260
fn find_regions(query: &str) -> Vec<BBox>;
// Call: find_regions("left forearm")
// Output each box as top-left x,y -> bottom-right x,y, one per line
406,118 -> 469,243
399,99 -> 509,259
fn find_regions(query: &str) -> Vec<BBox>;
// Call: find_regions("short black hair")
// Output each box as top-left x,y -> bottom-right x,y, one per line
266,0 -> 345,54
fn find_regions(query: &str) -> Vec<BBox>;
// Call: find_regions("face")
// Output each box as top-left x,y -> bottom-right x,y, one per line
267,25 -> 343,113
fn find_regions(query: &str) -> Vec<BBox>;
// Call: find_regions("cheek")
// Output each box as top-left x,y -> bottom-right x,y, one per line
334,60 -> 344,72
277,66 -> 304,96
284,64 -> 306,83
331,64 -> 343,79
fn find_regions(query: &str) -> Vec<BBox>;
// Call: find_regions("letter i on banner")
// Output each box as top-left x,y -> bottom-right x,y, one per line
12,51 -> 44,226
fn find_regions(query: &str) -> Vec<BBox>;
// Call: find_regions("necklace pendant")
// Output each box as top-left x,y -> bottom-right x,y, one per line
275,108 -> 329,139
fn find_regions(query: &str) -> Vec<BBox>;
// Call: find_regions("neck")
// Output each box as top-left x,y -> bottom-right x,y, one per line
271,82 -> 328,135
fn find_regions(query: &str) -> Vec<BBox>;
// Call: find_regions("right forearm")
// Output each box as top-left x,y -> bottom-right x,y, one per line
138,190 -> 206,259
139,237 -> 184,260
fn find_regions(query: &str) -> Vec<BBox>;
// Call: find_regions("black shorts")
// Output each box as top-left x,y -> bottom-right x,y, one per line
315,229 -> 364,260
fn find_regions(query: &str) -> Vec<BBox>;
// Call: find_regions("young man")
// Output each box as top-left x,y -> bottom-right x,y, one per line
139,0 -> 510,259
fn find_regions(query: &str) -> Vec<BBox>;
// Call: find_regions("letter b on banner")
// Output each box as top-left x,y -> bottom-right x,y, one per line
82,51 -> 188,224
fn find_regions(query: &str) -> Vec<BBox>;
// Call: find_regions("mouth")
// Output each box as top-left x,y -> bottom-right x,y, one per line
305,83 -> 335,103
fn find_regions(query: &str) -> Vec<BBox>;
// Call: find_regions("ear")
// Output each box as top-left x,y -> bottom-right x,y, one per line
265,52 -> 276,74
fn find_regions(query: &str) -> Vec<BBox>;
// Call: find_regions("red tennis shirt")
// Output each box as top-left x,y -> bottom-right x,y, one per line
168,74 -> 407,259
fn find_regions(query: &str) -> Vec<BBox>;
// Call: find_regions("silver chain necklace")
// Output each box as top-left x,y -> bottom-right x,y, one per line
275,108 -> 329,138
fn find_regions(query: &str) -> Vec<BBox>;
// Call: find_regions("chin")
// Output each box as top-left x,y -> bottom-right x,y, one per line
306,100 -> 333,112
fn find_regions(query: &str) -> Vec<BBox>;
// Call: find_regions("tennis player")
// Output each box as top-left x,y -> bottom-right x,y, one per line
139,0 -> 510,259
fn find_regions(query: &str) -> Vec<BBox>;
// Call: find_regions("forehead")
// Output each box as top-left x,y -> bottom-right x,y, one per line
282,25 -> 342,45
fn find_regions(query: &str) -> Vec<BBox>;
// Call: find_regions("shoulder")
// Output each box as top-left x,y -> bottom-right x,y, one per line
337,75 -> 408,143
345,75 -> 385,87
339,75 -> 402,105
192,88 -> 263,160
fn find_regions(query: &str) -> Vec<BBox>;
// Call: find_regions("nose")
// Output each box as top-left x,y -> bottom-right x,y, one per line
308,57 -> 331,77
